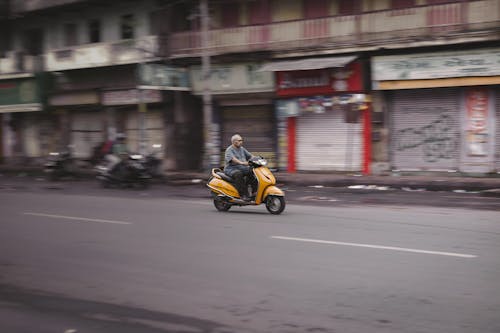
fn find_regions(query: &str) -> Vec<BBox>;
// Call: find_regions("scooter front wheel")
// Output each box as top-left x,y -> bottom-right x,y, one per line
213,198 -> 231,212
265,195 -> 285,215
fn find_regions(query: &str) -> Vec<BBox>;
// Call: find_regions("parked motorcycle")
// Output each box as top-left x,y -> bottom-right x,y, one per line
143,144 -> 164,179
207,156 -> 286,214
44,149 -> 75,181
96,153 -> 151,188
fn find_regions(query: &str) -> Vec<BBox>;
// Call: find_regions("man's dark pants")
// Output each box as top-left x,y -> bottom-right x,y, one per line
225,165 -> 251,198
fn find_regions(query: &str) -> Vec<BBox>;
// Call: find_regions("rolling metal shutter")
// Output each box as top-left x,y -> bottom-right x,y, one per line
221,105 -> 276,167
296,111 -> 362,171
125,109 -> 165,155
71,111 -> 105,159
391,88 -> 460,171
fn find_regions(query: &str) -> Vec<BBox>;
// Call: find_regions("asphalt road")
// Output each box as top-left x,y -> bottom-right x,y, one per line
1,178 -> 499,333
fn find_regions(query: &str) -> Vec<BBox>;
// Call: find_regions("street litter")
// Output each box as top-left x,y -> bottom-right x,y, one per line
301,196 -> 338,202
309,185 -> 324,188
191,179 -> 202,183
402,187 -> 426,192
348,185 -> 391,190
453,189 -> 479,194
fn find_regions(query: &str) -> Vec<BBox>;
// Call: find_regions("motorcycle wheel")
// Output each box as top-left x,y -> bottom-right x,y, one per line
213,198 -> 231,212
100,178 -> 110,188
137,179 -> 150,189
48,172 -> 59,182
265,196 -> 285,215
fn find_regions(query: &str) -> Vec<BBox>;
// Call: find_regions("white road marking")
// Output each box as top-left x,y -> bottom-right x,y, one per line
23,212 -> 132,225
271,236 -> 477,258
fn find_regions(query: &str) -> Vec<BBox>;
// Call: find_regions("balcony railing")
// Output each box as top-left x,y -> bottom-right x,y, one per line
0,51 -> 39,77
168,0 -> 500,58
11,0 -> 85,14
45,35 -> 160,72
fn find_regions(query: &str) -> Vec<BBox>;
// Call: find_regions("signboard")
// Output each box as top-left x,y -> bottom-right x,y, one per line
464,88 -> 490,156
137,64 -> 190,91
0,79 -> 40,106
372,48 -> 500,81
102,89 -> 162,106
277,94 -> 365,117
49,91 -> 99,106
190,63 -> 274,95
0,78 -> 42,112
276,61 -> 363,97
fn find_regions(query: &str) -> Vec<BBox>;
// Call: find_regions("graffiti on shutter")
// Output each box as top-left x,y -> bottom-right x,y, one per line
391,89 -> 460,171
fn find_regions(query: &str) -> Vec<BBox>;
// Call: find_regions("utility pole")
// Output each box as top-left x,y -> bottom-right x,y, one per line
138,58 -> 147,155
200,0 -> 217,170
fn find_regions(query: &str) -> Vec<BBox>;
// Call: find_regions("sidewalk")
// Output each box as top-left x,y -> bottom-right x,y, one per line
1,164 -> 500,197
166,170 -> 500,197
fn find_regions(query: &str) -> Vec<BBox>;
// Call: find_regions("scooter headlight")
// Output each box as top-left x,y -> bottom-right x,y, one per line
258,158 -> 267,166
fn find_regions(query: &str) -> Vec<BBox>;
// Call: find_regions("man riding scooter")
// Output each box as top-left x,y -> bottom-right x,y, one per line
224,134 -> 254,201
207,135 -> 285,214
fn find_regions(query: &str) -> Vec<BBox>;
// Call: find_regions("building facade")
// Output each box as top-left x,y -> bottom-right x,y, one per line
1,0 -> 499,174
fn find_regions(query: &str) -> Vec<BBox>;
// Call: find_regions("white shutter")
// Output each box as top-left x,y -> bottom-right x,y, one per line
390,88 -> 460,171
296,111 -> 362,171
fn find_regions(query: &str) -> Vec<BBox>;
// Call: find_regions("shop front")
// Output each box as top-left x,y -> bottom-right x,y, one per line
49,91 -> 102,159
101,89 -> 165,156
189,63 -> 276,167
0,76 -> 48,162
262,57 -> 370,173
372,48 -> 500,173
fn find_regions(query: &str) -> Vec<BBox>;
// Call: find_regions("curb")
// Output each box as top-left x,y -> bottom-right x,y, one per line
480,189 -> 500,198
1,166 -> 500,197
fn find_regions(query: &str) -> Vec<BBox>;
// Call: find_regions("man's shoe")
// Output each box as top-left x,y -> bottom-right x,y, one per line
240,195 -> 251,202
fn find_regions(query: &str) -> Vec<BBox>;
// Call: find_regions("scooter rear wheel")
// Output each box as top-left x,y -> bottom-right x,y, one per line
214,199 -> 231,212
265,195 -> 285,215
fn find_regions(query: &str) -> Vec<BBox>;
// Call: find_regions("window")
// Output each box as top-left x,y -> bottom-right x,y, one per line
304,0 -> 329,19
391,0 -> 416,9
221,2 -> 239,28
121,14 -> 135,39
169,3 -> 190,32
338,0 -> 361,15
249,0 -> 270,25
426,0 -> 451,4
88,19 -> 101,43
63,23 -> 78,46
0,23 -> 11,57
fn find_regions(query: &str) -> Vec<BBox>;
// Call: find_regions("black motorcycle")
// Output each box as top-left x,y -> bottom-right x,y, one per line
142,144 -> 164,180
96,153 -> 151,189
44,150 -> 75,181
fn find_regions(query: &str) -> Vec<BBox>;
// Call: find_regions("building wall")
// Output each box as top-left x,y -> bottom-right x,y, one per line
10,0 -> 157,53
271,0 -> 302,21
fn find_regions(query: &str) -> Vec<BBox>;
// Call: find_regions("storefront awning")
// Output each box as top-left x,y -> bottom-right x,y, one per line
259,56 -> 357,72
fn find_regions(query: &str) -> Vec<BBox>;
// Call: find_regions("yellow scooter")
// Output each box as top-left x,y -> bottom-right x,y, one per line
207,156 -> 286,214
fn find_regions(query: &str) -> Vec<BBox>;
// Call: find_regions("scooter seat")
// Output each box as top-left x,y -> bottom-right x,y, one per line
216,172 -> 234,183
